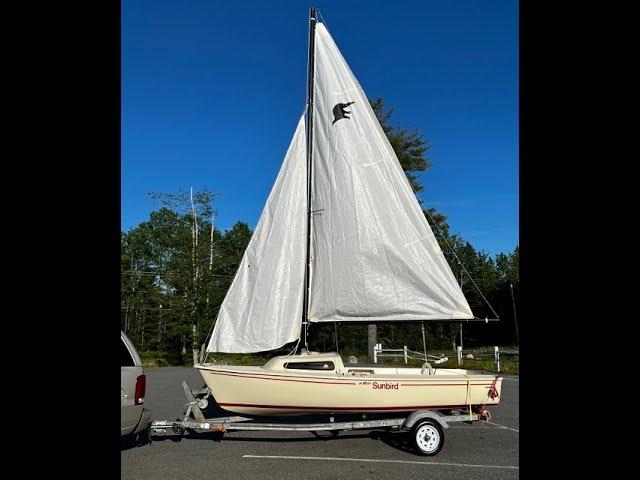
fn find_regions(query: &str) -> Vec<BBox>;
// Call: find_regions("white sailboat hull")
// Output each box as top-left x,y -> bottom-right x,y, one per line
195,354 -> 501,416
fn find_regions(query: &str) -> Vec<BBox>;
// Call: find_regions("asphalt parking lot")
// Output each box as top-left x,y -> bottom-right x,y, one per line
121,367 -> 519,480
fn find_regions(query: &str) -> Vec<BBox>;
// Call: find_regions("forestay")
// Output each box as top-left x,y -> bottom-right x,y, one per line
307,23 -> 473,322
206,117 -> 307,353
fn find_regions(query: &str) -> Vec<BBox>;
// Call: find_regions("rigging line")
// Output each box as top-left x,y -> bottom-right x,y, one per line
334,322 -> 339,354
421,321 -> 427,361
510,283 -> 519,346
423,208 -> 500,319
317,9 -> 332,35
287,336 -> 302,357
200,303 -> 225,356
201,315 -> 218,359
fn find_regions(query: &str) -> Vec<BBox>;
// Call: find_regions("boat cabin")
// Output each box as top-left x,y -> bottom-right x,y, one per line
263,352 -> 346,374
261,352 -> 446,377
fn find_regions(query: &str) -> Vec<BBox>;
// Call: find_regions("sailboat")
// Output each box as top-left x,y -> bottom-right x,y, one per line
195,8 -> 502,416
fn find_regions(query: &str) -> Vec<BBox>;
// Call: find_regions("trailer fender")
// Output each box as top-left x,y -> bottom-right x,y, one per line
402,411 -> 448,431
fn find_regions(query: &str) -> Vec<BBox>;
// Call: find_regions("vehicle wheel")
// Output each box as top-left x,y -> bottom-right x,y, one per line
411,419 -> 444,456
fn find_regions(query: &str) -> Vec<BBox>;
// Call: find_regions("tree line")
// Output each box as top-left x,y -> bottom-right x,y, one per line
121,98 -> 519,364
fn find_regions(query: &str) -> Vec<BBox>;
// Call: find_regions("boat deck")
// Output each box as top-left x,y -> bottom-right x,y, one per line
197,363 -> 496,380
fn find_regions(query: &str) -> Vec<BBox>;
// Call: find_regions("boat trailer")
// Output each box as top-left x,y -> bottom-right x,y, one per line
149,381 -> 492,456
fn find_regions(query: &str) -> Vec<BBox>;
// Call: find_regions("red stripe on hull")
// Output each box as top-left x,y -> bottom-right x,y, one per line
202,370 -> 498,387
400,383 -> 496,387
206,370 -> 357,385
202,368 -> 359,382
218,402 -> 474,411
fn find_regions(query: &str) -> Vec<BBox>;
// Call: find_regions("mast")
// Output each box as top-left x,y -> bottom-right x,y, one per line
302,7 -> 317,353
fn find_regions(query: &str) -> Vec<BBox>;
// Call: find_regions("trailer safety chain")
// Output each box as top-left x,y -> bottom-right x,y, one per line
478,375 -> 500,410
474,375 -> 500,423
463,373 -> 498,421
488,375 -> 500,400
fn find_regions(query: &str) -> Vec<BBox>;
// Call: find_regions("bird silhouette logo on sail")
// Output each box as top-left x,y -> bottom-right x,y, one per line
332,101 -> 355,124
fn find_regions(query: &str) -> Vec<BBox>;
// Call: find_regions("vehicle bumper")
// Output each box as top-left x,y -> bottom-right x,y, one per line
132,408 -> 152,435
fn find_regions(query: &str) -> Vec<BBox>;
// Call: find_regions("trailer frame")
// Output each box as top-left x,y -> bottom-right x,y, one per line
149,381 -> 492,455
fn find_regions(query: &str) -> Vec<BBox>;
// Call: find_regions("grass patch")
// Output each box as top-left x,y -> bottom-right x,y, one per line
139,350 -> 185,367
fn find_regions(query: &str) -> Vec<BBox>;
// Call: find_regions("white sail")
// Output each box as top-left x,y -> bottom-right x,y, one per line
308,23 -> 473,323
206,117 -> 307,352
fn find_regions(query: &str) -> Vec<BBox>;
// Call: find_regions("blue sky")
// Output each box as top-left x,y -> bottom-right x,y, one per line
122,0 -> 518,256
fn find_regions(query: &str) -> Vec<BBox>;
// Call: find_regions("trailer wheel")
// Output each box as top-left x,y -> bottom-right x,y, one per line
411,419 -> 444,456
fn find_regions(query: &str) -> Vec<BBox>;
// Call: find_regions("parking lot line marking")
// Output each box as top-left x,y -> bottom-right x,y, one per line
486,421 -> 519,432
242,455 -> 519,470
446,422 -> 518,432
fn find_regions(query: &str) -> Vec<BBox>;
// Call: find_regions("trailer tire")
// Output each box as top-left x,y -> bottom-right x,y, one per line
411,419 -> 444,456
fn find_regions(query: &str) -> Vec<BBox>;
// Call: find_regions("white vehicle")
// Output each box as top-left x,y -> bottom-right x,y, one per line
121,331 -> 151,438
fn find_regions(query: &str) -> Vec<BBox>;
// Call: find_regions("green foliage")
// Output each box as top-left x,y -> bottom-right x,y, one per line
424,207 -> 451,243
370,98 -> 431,195
121,188 -> 252,364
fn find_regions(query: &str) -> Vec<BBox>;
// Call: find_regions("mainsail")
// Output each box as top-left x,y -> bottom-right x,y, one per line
206,117 -> 307,353
207,18 -> 472,353
308,23 -> 473,323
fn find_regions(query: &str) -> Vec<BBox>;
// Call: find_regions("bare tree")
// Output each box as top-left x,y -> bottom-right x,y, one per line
149,187 -> 220,365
